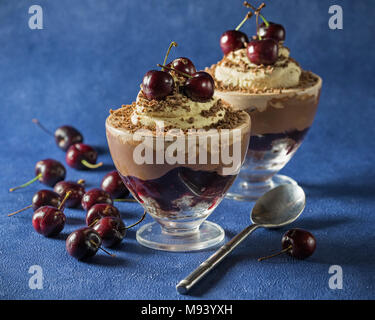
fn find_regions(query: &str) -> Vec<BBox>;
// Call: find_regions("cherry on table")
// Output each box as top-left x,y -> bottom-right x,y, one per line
9,159 -> 66,192
66,143 -> 103,170
93,216 -> 126,248
101,171 -> 129,199
93,210 -> 146,247
259,22 -> 286,42
247,38 -> 279,65
184,71 -> 215,102
66,227 -> 115,260
167,57 -> 196,75
81,188 -> 113,211
54,180 -> 86,208
32,191 -> 71,237
258,228 -> 317,261
32,119 -> 83,151
7,190 -> 62,217
86,203 -> 120,227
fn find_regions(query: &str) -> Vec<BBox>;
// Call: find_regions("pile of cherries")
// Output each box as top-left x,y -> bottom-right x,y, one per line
141,42 -> 215,102
7,122 -> 146,261
220,1 -> 286,66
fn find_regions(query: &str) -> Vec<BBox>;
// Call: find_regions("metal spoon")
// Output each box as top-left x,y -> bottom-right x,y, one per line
176,184 -> 306,294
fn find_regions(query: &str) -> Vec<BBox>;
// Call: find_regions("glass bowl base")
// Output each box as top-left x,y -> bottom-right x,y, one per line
226,174 -> 297,201
136,221 -> 225,252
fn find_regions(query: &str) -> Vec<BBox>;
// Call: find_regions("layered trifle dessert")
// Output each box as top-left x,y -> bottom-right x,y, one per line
106,45 -> 251,251
206,3 -> 322,200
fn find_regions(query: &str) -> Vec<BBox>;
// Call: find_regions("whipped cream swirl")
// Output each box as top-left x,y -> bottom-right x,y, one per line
131,90 -> 226,130
214,45 -> 301,90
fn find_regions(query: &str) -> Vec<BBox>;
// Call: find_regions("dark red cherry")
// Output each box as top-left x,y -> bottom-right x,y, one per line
184,71 -> 215,102
35,159 -> 66,186
32,119 -> 83,151
247,38 -> 279,65
258,228 -> 316,262
142,70 -> 174,100
101,171 -> 129,199
32,190 -> 62,211
220,30 -> 249,55
32,206 -> 66,237
81,188 -> 113,211
167,57 -> 196,75
259,22 -> 285,42
66,227 -> 102,260
86,203 -> 121,226
55,125 -> 84,151
7,190 -> 62,217
9,159 -> 66,192
54,180 -> 85,208
66,143 -> 102,170
93,216 -> 126,248
282,228 -> 316,259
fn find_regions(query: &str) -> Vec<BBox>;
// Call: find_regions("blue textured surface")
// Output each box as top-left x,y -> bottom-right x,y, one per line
0,0 -> 374,300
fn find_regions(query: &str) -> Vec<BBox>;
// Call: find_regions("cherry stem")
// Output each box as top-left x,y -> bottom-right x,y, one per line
9,173 -> 42,192
89,240 -> 116,258
77,179 -> 85,185
81,160 -> 103,169
258,245 -> 292,262
32,119 -> 54,136
125,210 -> 147,230
114,198 -> 137,203
88,218 -> 99,228
58,190 -> 72,210
235,11 -> 253,31
7,204 -> 33,217
243,1 -> 269,33
162,41 -> 178,71
157,64 -> 192,78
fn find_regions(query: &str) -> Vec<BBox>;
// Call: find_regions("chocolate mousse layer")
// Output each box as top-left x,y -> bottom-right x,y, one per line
106,102 -> 251,181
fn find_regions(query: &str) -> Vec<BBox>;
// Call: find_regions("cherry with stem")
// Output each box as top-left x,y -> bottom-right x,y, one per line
7,189 -> 62,217
258,228 -> 317,261
32,119 -> 84,151
9,159 -> 66,192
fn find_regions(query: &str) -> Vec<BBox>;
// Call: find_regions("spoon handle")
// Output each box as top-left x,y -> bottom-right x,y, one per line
176,224 -> 259,294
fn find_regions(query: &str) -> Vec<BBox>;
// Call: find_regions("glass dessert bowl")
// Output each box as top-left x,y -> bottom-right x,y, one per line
207,10 -> 322,201
106,51 -> 251,251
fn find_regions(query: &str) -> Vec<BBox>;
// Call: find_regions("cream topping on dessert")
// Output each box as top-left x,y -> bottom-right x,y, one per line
214,45 -> 301,90
132,91 -> 226,131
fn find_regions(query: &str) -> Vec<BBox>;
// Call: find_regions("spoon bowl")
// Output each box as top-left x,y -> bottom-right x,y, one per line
251,184 -> 305,228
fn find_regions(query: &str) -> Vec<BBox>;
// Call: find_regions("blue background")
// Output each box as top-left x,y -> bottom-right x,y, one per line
0,0 -> 374,300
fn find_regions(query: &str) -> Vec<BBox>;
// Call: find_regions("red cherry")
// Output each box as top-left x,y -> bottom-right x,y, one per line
167,57 -> 196,75
32,206 -> 66,237
259,22 -> 286,42
184,72 -> 215,102
66,143 -> 102,170
101,171 -> 129,199
86,203 -> 121,226
247,38 -> 278,65
220,30 -> 249,55
142,70 -> 174,100
81,188 -> 113,211
93,216 -> 126,248
54,180 -> 85,208
66,227 -> 102,260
